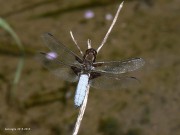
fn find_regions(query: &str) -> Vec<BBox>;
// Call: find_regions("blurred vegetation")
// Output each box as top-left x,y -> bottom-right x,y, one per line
125,128 -> 142,135
23,82 -> 74,109
98,116 -> 123,135
0,18 -> 25,104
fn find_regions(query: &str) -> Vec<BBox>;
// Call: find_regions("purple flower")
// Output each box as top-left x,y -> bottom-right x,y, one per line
84,10 -> 94,19
105,13 -> 113,21
46,52 -> 57,60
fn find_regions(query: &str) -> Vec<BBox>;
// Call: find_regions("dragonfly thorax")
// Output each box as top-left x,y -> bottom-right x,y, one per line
83,48 -> 97,63
81,48 -> 97,73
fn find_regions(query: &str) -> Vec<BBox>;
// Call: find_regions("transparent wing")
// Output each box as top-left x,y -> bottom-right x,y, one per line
89,72 -> 139,90
93,58 -> 145,74
37,52 -> 80,82
42,33 -> 83,65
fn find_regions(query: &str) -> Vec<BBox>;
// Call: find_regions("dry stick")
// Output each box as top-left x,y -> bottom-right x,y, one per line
70,31 -> 83,56
87,39 -> 92,49
72,2 -> 124,135
72,85 -> 90,135
96,1 -> 124,53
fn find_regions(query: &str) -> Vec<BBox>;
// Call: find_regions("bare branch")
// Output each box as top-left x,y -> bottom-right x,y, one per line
87,39 -> 92,49
72,2 -> 124,135
97,1 -> 124,53
70,31 -> 83,56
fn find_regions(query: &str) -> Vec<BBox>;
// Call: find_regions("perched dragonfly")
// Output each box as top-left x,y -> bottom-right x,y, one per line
38,3 -> 145,108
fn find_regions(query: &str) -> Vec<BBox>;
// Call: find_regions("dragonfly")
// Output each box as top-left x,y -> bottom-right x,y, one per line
38,3 -> 145,108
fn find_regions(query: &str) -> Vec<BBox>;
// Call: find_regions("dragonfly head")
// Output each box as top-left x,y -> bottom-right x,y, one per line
83,48 -> 97,62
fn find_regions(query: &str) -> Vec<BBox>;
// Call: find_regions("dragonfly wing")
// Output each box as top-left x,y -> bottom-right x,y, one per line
37,52 -> 80,82
89,72 -> 139,90
42,33 -> 83,65
93,58 -> 145,74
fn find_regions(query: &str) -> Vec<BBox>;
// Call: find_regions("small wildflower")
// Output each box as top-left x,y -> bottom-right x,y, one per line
84,10 -> 94,19
46,52 -> 57,60
105,13 -> 113,21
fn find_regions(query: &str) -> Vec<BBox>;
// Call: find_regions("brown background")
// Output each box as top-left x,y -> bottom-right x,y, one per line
0,0 -> 180,135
